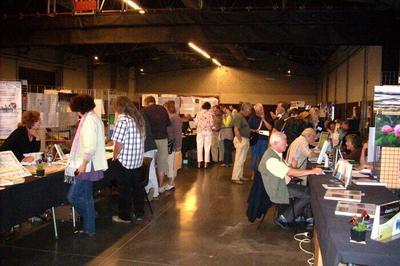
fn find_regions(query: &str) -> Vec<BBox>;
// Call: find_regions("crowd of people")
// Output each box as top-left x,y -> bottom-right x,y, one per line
0,95 -> 371,235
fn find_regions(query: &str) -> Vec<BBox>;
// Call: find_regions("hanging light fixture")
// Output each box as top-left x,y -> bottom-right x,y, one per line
212,58 -> 222,67
188,42 -> 211,59
123,0 -> 145,14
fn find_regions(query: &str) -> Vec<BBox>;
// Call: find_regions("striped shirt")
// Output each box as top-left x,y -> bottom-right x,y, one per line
112,113 -> 145,169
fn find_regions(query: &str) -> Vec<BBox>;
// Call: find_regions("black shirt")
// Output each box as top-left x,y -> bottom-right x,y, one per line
143,104 -> 171,139
0,127 -> 40,161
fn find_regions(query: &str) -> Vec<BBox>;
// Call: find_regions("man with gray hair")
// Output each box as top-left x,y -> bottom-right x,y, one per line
258,131 -> 323,229
286,128 -> 319,185
248,103 -> 272,180
231,102 -> 253,184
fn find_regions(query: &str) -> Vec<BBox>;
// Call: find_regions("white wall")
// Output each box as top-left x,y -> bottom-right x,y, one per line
320,46 -> 382,104
137,66 -> 317,105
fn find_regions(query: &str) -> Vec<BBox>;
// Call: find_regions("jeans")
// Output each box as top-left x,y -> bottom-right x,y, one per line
223,139 -> 233,165
251,138 -> 268,171
113,160 -> 145,220
67,179 -> 96,235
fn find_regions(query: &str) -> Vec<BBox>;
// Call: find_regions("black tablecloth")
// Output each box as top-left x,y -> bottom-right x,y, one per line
182,134 -> 196,155
309,175 -> 400,266
0,165 -> 114,232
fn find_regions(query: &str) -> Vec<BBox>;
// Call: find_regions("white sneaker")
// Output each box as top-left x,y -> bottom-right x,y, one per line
159,185 -> 167,193
112,216 -> 131,224
165,184 -> 175,191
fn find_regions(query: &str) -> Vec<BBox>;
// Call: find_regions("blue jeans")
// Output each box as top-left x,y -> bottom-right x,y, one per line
251,138 -> 268,171
223,139 -> 233,165
67,179 -> 96,235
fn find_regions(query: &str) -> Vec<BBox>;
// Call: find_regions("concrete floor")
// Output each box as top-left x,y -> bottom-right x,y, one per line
0,162 -> 311,266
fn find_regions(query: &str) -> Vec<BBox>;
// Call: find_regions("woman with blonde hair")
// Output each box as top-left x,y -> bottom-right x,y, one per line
111,96 -> 146,223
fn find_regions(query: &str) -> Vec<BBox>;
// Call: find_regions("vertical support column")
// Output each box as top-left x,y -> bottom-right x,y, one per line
345,58 -> 350,119
55,49 -> 64,87
128,66 -> 136,99
110,63 -> 117,92
87,59 -> 94,91
360,47 -> 369,138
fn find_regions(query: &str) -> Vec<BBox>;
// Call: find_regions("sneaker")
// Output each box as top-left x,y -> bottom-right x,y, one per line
147,187 -> 154,201
306,217 -> 314,225
165,184 -> 175,191
132,213 -> 144,221
274,215 -> 290,230
112,216 -> 131,224
159,185 -> 167,193
294,216 -> 306,223
231,180 -> 243,185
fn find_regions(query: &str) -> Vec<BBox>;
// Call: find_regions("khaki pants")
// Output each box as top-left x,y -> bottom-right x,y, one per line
231,137 -> 250,181
211,131 -> 224,162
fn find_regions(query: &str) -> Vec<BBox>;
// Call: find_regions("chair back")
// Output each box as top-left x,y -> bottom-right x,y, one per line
140,157 -> 152,187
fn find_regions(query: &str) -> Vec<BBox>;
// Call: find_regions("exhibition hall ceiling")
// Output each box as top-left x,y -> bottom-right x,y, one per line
1,0 -> 399,76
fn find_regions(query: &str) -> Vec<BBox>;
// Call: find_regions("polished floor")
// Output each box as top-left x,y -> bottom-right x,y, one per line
0,161 -> 311,266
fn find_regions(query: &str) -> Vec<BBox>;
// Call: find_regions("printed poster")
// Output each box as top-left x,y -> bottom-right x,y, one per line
0,81 -> 22,139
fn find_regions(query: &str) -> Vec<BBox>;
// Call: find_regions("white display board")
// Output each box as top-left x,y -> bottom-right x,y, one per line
180,96 -> 219,116
0,151 -> 31,180
27,93 -> 59,127
0,81 -> 22,139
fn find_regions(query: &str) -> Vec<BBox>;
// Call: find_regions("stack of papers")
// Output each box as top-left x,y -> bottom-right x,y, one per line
324,189 -> 362,203
335,201 -> 376,218
322,183 -> 345,190
352,178 -> 386,186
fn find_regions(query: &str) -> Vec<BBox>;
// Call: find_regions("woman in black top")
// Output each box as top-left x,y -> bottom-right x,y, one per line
0,110 -> 41,162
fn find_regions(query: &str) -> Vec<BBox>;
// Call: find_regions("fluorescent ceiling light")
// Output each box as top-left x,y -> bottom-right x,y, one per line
188,42 -> 211,59
212,58 -> 222,67
123,0 -> 145,12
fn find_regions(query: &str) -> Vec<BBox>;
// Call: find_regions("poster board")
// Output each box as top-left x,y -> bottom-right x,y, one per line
373,86 -> 400,189
0,151 -> 31,180
27,93 -> 59,127
0,81 -> 22,139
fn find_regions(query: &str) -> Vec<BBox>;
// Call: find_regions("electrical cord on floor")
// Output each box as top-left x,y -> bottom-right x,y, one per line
294,232 -> 314,266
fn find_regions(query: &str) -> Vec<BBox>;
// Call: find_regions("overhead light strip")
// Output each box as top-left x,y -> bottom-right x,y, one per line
188,42 -> 222,67
123,0 -> 145,13
212,58 -> 221,67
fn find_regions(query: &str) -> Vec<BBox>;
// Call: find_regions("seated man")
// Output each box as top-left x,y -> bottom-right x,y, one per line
286,128 -> 319,185
258,132 -> 323,229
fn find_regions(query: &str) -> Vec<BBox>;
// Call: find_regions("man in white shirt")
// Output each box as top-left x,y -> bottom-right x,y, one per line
286,128 -> 319,185
258,132 -> 323,229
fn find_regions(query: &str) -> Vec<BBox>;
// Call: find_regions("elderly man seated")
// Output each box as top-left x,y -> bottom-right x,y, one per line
258,132 -> 323,229
286,128 -> 319,185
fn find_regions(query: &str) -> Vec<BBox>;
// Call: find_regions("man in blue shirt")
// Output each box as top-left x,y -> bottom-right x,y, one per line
248,103 -> 272,179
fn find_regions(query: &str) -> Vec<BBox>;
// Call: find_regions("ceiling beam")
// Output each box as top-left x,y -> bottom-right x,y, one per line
1,10 -> 399,46
181,0 -> 203,9
224,44 -> 249,67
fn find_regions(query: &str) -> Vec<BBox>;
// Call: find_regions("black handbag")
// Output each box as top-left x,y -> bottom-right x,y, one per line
249,132 -> 259,146
249,120 -> 263,146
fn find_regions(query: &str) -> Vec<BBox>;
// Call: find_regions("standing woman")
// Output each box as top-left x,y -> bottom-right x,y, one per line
66,94 -> 108,236
194,102 -> 213,168
0,110 -> 41,162
111,96 -> 145,223
220,105 -> 233,167
164,101 -> 182,191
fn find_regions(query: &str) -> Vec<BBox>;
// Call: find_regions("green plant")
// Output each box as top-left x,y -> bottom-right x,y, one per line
350,210 -> 370,232
36,159 -> 44,171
